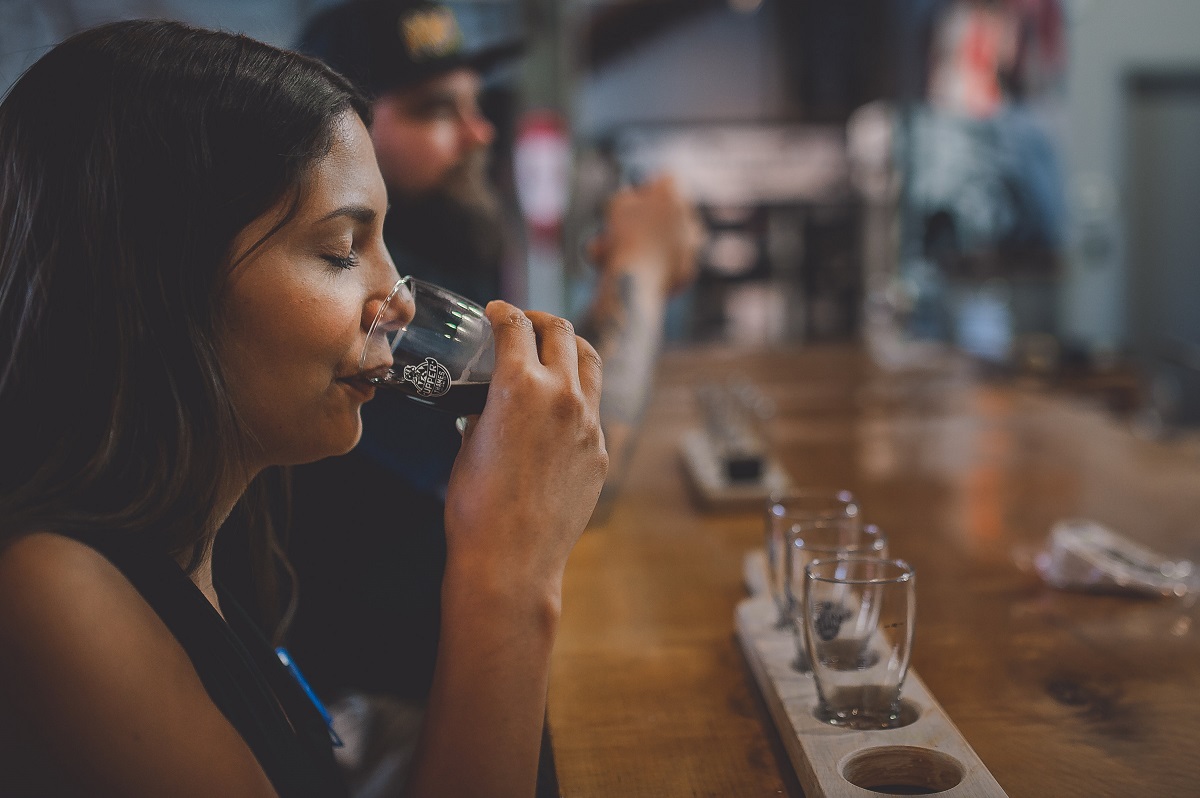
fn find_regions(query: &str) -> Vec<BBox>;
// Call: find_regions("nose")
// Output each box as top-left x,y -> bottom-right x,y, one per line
460,107 -> 494,150
360,277 -> 416,372
366,276 -> 415,334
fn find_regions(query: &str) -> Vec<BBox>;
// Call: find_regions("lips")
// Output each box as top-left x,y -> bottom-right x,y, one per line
358,361 -> 393,381
336,375 -> 376,400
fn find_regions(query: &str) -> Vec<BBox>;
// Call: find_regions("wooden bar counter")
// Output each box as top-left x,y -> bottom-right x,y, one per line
548,344 -> 1200,796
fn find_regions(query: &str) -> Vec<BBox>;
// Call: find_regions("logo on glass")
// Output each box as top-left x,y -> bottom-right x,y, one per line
402,357 -> 452,398
814,601 -> 852,641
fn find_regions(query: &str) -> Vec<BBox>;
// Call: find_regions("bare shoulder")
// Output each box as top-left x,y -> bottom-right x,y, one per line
0,532 -> 277,798
0,530 -> 138,602
0,532 -> 178,667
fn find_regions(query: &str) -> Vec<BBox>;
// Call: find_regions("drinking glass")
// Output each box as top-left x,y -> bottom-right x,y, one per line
764,490 -> 859,628
785,521 -> 887,671
359,276 -> 495,416
803,557 -> 915,730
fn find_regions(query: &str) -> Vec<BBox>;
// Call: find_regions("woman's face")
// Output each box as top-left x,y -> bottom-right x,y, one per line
220,112 -> 410,469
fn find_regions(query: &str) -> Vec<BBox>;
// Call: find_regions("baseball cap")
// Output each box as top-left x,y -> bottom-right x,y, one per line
297,0 -> 524,98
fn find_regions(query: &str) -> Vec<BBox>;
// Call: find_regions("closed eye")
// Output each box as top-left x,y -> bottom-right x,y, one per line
324,251 -> 359,271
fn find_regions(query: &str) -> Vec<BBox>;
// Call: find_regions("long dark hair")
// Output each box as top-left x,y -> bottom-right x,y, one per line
0,20 -> 368,628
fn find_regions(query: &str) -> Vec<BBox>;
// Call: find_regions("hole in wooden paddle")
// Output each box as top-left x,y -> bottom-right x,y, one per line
841,746 -> 964,794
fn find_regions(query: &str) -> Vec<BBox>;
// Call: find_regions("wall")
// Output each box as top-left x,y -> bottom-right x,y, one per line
1061,0 -> 1200,352
574,1 -> 796,139
0,0 -> 350,96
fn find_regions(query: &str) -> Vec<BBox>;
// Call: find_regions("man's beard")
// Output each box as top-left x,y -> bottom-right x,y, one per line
384,150 -> 506,298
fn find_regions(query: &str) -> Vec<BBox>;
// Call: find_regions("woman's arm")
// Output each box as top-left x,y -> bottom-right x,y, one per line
0,533 -> 279,798
405,304 -> 607,796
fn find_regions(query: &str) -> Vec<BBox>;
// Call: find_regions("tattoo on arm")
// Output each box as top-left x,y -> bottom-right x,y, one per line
579,272 -> 662,428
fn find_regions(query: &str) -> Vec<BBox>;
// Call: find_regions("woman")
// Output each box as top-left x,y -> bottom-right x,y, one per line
0,19 -> 606,797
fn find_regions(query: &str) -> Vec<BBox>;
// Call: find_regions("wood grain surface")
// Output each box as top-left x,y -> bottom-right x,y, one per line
548,344 -> 1200,797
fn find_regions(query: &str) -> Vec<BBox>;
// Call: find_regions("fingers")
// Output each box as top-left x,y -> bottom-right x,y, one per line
645,173 -> 677,197
486,300 -> 537,375
575,335 -> 603,408
486,303 -> 591,400
605,184 -> 639,220
525,311 -> 580,384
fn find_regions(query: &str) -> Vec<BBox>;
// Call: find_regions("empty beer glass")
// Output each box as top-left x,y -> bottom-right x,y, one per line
785,521 -> 887,671
803,557 -> 915,730
764,490 -> 859,629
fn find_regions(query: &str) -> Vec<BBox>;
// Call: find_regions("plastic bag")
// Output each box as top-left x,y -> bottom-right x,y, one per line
1032,518 -> 1196,598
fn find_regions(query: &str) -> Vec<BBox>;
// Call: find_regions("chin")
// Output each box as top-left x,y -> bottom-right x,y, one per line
324,425 -> 364,460
282,422 -> 363,466
331,429 -> 364,457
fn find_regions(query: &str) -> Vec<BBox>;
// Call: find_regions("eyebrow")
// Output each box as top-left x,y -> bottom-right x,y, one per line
318,204 -> 379,225
410,86 -> 477,111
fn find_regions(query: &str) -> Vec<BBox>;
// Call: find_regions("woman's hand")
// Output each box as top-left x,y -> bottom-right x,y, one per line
443,302 -> 608,596
411,304 -> 606,797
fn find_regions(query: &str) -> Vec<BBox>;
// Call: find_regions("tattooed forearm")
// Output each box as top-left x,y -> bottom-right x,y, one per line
580,272 -> 663,428
574,176 -> 701,518
576,269 -> 669,521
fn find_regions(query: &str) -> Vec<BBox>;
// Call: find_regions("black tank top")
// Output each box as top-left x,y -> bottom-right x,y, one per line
90,538 -> 347,798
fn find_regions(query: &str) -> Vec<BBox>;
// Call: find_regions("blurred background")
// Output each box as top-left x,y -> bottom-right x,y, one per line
3,0 -> 1199,428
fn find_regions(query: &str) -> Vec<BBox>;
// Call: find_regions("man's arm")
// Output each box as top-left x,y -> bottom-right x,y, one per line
576,175 -> 703,520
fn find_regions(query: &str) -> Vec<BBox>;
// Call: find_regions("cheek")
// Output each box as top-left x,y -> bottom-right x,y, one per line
281,288 -> 363,365
219,303 -> 292,409
223,279 -> 352,387
230,289 -> 307,351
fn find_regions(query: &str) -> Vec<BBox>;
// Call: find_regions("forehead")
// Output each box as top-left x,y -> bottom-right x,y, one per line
227,112 -> 383,265
297,113 -> 384,216
388,67 -> 483,106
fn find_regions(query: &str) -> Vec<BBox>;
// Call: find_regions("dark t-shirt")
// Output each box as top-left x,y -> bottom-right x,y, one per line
85,535 -> 346,798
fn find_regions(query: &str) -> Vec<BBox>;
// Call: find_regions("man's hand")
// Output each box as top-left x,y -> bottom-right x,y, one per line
588,174 -> 704,299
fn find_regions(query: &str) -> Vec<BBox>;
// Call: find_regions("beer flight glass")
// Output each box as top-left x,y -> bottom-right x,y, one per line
803,557 -> 915,730
785,520 -> 888,672
359,276 -> 494,416
764,490 -> 860,629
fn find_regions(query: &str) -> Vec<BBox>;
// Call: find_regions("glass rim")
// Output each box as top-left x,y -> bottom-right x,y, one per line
788,531 -> 887,555
767,489 -> 858,518
804,556 -> 913,585
769,487 -> 855,504
359,275 -> 490,374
